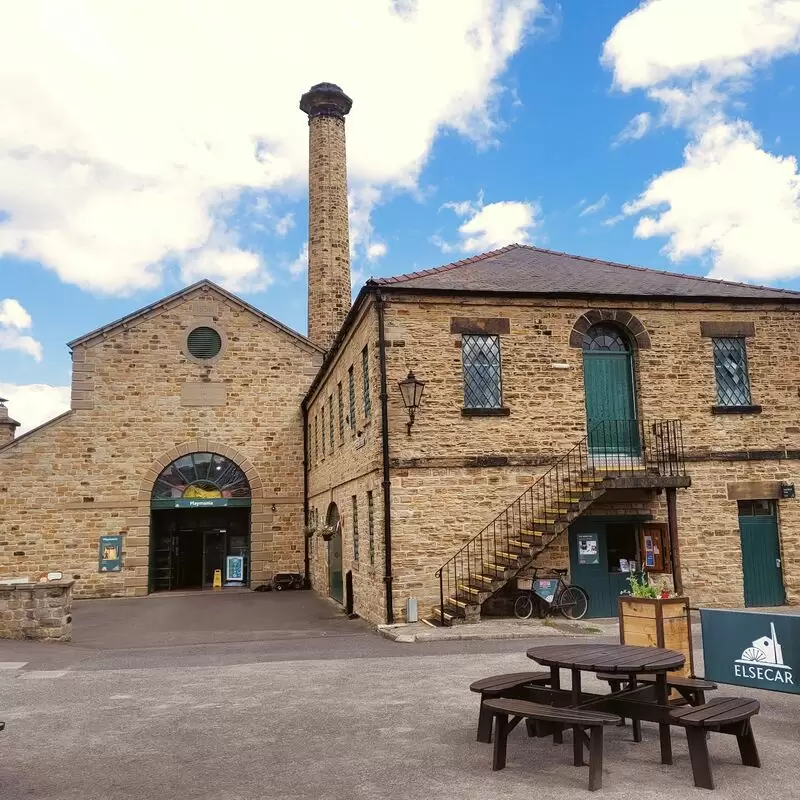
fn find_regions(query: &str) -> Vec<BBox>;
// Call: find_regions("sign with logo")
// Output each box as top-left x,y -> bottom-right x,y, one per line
150,497 -> 251,510
577,533 -> 600,565
226,556 -> 244,583
700,609 -> 798,694
533,578 -> 559,604
99,534 -> 123,572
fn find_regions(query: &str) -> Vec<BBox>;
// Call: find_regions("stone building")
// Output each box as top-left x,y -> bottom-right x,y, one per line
3,82 -> 800,626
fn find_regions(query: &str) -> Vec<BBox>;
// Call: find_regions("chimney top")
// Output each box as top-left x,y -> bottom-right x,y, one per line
0,398 -> 19,428
300,83 -> 353,121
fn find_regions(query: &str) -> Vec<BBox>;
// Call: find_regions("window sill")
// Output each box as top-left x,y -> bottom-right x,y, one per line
461,407 -> 511,417
711,404 -> 762,415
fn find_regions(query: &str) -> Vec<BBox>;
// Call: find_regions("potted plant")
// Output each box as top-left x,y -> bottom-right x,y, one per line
319,523 -> 338,541
618,570 -> 694,677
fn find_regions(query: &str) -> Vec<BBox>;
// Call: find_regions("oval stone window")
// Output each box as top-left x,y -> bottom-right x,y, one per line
186,326 -> 222,360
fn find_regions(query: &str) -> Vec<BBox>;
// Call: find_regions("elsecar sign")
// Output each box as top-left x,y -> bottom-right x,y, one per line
701,609 -> 798,694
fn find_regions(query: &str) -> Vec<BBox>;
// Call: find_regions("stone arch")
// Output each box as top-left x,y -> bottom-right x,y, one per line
138,439 -> 264,500
123,440 -> 265,597
568,309 -> 651,350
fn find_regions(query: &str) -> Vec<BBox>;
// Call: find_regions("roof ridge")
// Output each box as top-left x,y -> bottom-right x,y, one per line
372,244 -> 519,285
509,244 -> 800,297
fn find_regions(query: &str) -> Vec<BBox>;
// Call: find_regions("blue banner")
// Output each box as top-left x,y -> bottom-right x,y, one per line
700,608 -> 799,694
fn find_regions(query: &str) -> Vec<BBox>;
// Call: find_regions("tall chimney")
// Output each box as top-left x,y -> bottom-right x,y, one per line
0,398 -> 20,446
300,82 -> 353,349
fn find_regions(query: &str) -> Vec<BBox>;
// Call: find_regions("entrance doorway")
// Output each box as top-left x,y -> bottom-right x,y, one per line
326,503 -> 343,604
582,324 -> 639,455
570,519 -> 641,617
150,507 -> 250,591
738,500 -> 785,607
148,451 -> 253,592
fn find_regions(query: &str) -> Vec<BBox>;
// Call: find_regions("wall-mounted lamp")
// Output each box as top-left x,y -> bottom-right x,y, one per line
398,371 -> 426,435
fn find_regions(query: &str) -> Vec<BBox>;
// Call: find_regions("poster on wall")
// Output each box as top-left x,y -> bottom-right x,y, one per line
577,533 -> 600,565
99,535 -> 123,572
226,556 -> 244,583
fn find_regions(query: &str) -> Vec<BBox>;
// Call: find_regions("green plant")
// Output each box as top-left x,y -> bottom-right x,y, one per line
627,571 -> 659,599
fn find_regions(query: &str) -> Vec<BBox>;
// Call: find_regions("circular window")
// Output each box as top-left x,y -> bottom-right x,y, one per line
186,326 -> 222,360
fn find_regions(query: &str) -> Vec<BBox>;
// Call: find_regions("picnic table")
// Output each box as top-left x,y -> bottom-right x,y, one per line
526,643 -> 685,766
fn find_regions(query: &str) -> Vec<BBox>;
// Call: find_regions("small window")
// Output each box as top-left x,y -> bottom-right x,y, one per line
462,334 -> 502,409
308,422 -> 313,463
738,500 -> 776,517
329,395 -> 334,452
187,326 -> 222,359
348,365 -> 356,433
352,494 -> 359,561
321,404 -> 326,456
713,337 -> 752,407
337,382 -> 344,444
314,415 -> 319,463
362,346 -> 372,419
367,491 -> 375,566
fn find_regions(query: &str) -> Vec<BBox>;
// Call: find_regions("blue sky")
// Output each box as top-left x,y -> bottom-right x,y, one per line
2,0 -> 800,430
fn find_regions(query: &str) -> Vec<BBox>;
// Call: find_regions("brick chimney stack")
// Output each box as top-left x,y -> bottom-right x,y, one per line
0,398 -> 20,446
300,82 -> 353,350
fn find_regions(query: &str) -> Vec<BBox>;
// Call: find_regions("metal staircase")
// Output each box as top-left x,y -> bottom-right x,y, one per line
430,419 -> 687,626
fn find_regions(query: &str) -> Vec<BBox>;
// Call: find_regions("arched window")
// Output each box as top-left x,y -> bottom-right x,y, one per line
582,324 -> 630,352
151,452 -> 250,501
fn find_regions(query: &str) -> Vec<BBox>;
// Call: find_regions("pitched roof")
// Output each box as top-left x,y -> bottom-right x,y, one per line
372,244 -> 800,301
67,280 -> 323,352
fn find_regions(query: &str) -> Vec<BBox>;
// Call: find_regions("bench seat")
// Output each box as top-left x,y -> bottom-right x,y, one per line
483,698 -> 620,791
670,697 -> 761,789
470,671 -> 551,743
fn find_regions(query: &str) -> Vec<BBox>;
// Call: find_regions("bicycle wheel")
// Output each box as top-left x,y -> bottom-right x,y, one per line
514,594 -> 534,620
558,585 -> 589,620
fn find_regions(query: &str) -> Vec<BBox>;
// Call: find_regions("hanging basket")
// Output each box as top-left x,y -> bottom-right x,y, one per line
319,520 -> 340,541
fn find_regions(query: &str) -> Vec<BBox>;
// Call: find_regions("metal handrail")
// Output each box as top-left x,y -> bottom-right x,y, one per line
434,419 -> 686,625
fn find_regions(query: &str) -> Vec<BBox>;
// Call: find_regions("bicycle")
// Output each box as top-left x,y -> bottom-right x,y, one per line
513,567 -> 589,621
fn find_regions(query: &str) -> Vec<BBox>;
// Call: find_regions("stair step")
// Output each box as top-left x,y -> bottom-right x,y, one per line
457,584 -> 483,596
473,574 -> 500,585
495,551 -> 523,563
430,607 -> 456,625
485,563 -> 510,575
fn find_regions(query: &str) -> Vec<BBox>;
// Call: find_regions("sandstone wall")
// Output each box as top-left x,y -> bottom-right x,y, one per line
0,580 -> 74,641
0,285 -> 320,597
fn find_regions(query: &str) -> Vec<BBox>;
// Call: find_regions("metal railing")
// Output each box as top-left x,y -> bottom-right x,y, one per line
434,419 -> 686,625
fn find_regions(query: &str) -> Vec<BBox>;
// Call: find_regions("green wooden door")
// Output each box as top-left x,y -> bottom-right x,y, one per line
583,351 -> 638,454
328,531 -> 343,603
739,506 -> 784,607
569,523 -> 611,618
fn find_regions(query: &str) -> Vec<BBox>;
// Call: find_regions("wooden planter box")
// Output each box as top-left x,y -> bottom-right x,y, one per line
618,596 -> 694,677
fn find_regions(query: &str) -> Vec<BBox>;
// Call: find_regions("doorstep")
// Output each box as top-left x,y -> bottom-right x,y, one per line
377,616 -> 619,643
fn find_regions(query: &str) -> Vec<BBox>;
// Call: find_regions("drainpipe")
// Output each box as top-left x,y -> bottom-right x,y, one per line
376,292 -> 394,624
302,403 -> 311,589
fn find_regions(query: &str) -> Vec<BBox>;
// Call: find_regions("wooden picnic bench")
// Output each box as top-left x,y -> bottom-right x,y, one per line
670,697 -> 761,790
483,698 -> 621,791
596,672 -> 717,706
469,671 -> 551,743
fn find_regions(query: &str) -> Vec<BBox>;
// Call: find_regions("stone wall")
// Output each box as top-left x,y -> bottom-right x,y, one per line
0,580 -> 74,641
0,285 -> 321,597
378,293 -> 800,619
306,299 -> 386,623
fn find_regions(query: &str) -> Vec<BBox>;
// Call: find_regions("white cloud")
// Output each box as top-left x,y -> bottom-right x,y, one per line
0,383 -> 70,435
275,213 -> 295,238
367,242 -> 388,261
623,118 -> 800,282
180,247 -> 273,293
0,298 -> 42,361
579,194 -> 609,216
603,0 -> 800,94
0,0 -> 544,296
289,242 -> 309,278
613,112 -> 652,146
437,193 -> 540,252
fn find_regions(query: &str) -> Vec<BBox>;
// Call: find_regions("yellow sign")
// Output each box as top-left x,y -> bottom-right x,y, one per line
212,569 -> 222,590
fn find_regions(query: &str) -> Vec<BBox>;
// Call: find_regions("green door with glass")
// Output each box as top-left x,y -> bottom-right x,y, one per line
582,324 -> 638,455
570,519 -> 640,618
738,500 -> 785,607
326,503 -> 343,604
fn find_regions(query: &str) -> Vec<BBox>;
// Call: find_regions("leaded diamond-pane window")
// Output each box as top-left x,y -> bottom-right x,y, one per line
348,365 -> 356,432
337,382 -> 344,444
361,346 -> 372,419
329,395 -> 335,451
713,337 -> 752,407
462,334 -> 502,409
352,494 -> 359,561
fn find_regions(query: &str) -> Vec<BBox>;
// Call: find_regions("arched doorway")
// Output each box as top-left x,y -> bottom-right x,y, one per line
582,324 -> 638,456
325,502 -> 343,604
149,452 -> 251,591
